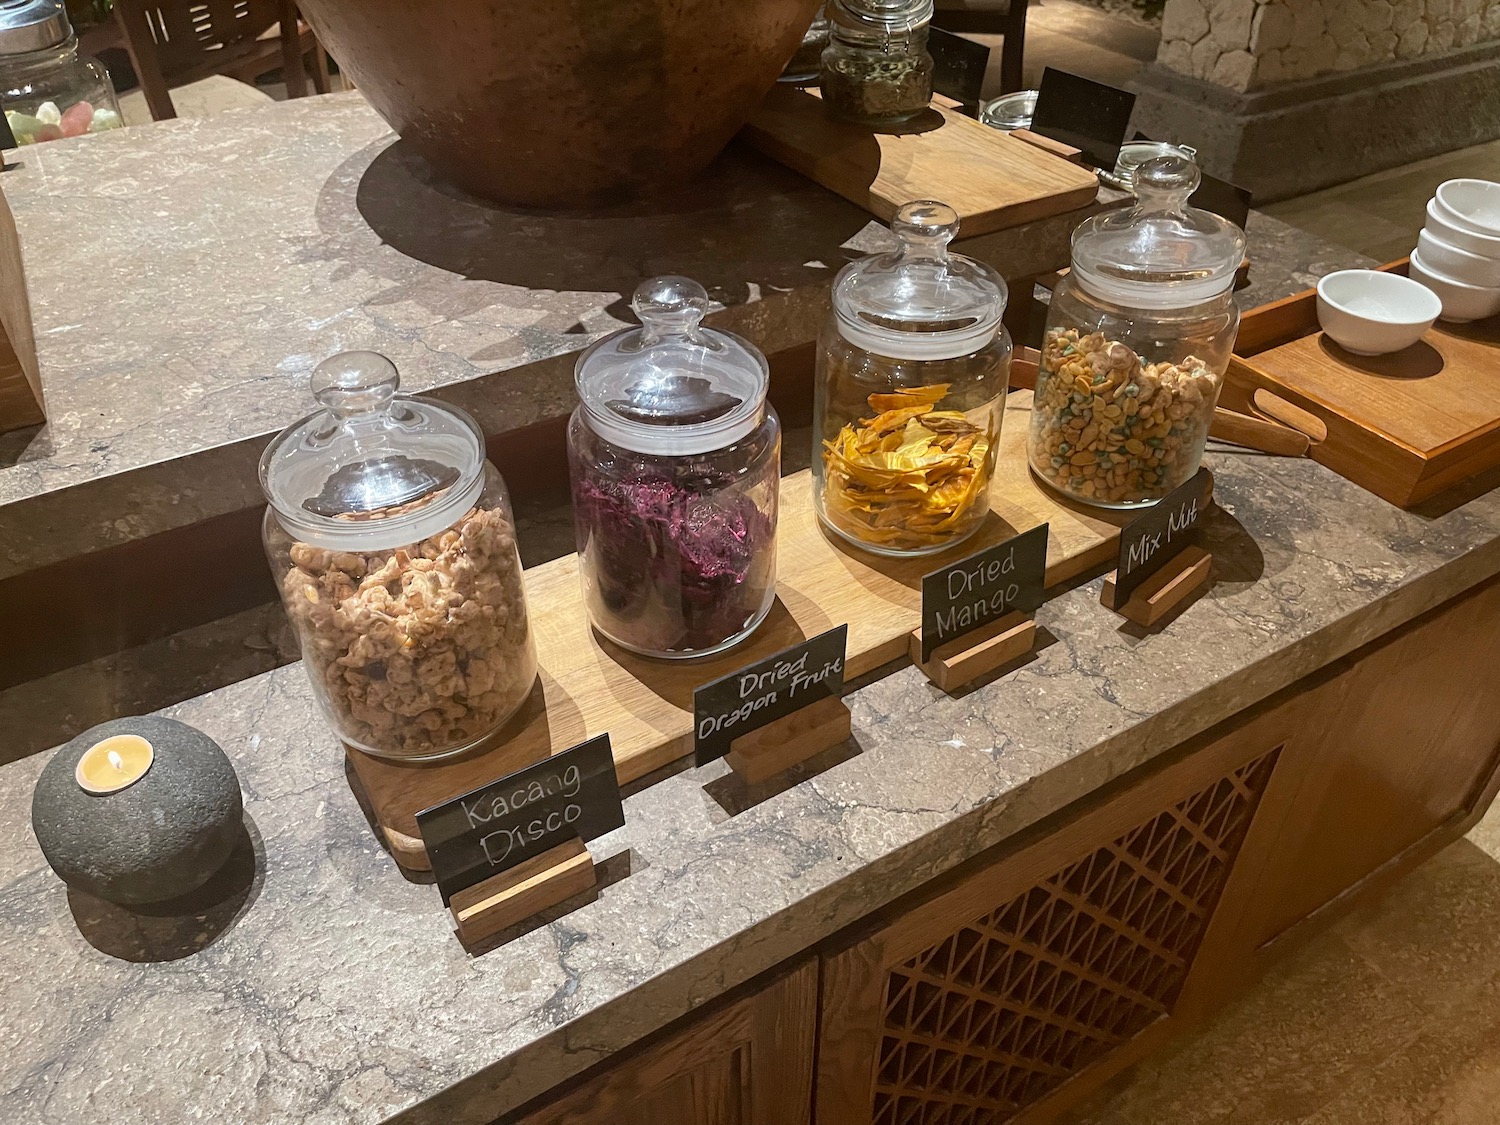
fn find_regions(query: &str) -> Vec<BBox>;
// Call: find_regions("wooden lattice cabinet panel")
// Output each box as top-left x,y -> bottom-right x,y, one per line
507,958 -> 816,1125
1205,575 -> 1500,966
817,726 -> 1288,1125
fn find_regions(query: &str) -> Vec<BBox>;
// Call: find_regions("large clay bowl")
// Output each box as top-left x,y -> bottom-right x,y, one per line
298,0 -> 822,208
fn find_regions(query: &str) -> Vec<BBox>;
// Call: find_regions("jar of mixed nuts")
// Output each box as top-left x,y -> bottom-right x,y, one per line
1027,155 -> 1247,509
260,352 -> 538,761
820,0 -> 933,126
813,200 -> 1012,556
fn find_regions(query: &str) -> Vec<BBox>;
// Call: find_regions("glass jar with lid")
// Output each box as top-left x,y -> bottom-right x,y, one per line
1028,155 -> 1246,509
568,276 -> 780,660
261,351 -> 538,762
1,0 -> 121,147
820,0 -> 933,126
814,199 -> 1012,556
978,89 -> 1037,133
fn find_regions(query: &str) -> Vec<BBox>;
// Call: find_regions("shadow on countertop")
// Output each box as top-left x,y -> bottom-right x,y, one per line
65,810 -> 264,963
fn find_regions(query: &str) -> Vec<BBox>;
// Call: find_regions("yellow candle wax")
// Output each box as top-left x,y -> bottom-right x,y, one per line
74,735 -> 155,795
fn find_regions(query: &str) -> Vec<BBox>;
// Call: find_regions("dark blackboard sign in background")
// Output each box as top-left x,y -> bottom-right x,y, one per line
1112,468 -> 1212,606
928,26 -> 991,112
1191,171 -> 1253,231
919,524 -> 1049,661
694,625 -> 848,765
417,734 -> 625,904
1030,67 -> 1137,171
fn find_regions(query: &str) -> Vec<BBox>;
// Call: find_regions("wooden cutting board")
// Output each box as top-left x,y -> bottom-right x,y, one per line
741,86 -> 1099,237
1224,260 -> 1500,507
348,392 -> 1139,870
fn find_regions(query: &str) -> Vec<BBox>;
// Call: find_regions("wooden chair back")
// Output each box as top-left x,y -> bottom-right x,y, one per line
114,0 -> 309,120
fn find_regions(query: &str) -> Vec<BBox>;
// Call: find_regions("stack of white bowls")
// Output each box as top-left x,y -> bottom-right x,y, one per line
1408,179 -> 1500,323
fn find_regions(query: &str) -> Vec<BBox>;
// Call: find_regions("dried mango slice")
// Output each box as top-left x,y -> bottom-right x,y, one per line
866,384 -> 951,412
859,403 -> 935,436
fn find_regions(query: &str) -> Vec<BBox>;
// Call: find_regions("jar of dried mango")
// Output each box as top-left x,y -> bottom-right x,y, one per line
813,200 -> 1011,557
260,352 -> 538,762
1027,155 -> 1246,509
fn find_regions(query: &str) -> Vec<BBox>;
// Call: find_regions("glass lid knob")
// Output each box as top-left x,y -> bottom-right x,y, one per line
892,199 -> 959,258
632,276 -> 710,342
310,351 -> 400,417
1133,154 -> 1201,211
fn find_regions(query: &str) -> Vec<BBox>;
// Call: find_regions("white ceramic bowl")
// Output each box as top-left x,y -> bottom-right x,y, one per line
1316,269 -> 1441,354
1408,248 -> 1500,323
1433,179 -> 1500,237
1425,198 -> 1500,258
1416,228 -> 1500,287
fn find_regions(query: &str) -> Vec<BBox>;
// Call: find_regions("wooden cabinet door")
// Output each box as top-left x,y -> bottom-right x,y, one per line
815,691 -> 1305,1125
509,958 -> 817,1125
1207,576 -> 1500,962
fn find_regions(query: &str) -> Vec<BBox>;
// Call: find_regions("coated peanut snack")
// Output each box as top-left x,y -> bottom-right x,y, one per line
1029,327 -> 1219,505
280,505 -> 536,759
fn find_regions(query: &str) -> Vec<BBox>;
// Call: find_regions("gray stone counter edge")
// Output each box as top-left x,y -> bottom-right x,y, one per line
399,539 -> 1500,1125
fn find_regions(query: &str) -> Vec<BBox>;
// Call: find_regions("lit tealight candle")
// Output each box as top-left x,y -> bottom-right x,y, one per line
74,735 -> 155,795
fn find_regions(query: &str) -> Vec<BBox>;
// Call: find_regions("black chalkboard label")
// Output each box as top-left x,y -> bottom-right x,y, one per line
694,625 -> 848,766
417,735 -> 625,904
919,524 -> 1049,662
1112,468 -> 1212,606
1030,67 -> 1137,171
929,26 -> 991,111
1191,171 -> 1253,231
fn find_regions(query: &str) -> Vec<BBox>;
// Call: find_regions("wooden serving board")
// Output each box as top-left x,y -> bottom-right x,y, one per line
1225,260 -> 1500,507
349,393 -> 1137,870
742,86 -> 1099,237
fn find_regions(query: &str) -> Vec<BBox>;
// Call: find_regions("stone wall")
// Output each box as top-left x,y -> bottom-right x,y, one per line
1158,0 -> 1500,90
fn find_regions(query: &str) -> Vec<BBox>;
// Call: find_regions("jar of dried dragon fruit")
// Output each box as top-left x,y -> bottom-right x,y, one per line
1028,154 -> 1246,509
568,276 -> 780,660
260,351 -> 537,762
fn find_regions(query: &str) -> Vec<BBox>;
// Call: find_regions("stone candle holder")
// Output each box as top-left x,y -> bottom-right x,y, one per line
31,716 -> 243,906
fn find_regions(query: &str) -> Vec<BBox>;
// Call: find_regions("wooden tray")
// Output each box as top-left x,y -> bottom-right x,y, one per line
349,392 -> 1142,870
741,86 -> 1099,237
1225,260 -> 1500,507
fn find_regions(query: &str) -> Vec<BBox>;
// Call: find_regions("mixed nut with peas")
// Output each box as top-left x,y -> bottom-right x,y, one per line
1029,327 -> 1219,506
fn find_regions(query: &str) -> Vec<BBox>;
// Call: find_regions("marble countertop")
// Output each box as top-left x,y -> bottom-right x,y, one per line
0,92 -> 1111,582
6,427 -> 1500,1124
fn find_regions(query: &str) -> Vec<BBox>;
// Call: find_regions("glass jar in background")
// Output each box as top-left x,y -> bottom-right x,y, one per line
1100,139 -> 1199,192
814,200 -> 1012,557
568,276 -> 780,660
978,89 -> 1038,132
261,352 -> 538,762
1028,155 -> 1247,509
820,0 -> 933,126
0,0 -> 121,146
780,4 -> 829,85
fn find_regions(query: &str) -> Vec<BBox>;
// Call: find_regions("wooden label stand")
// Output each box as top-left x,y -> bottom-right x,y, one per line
725,695 -> 853,785
1101,546 -> 1213,627
449,838 -> 597,946
908,611 -> 1038,692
